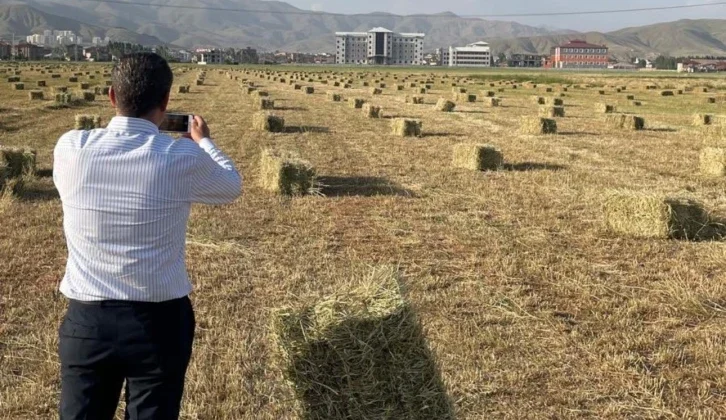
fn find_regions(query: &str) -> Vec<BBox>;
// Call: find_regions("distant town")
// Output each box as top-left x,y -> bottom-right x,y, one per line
1,27 -> 725,73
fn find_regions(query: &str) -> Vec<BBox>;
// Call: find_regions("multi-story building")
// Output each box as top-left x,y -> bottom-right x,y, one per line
195,48 -> 224,65
0,41 -> 10,59
508,53 -> 544,67
444,41 -> 491,67
335,27 -> 425,65
13,42 -> 46,60
550,40 -> 608,69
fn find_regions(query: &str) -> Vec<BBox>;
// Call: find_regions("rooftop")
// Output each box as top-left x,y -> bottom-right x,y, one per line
558,39 -> 607,49
369,27 -> 393,33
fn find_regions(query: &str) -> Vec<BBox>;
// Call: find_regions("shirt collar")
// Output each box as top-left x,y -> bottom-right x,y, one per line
106,117 -> 160,135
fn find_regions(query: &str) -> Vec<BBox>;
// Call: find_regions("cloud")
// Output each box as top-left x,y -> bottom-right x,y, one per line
310,3 -> 323,11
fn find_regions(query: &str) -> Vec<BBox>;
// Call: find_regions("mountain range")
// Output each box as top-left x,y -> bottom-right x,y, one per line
2,1 -> 726,60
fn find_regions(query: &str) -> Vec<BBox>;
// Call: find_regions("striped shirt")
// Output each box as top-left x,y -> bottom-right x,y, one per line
53,116 -> 242,302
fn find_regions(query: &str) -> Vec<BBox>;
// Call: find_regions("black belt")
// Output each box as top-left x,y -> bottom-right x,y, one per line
70,296 -> 188,307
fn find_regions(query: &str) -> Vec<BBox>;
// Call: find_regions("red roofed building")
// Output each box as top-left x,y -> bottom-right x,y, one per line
550,40 -> 609,69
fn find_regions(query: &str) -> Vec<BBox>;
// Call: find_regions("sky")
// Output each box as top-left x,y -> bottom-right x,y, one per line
282,0 -> 726,32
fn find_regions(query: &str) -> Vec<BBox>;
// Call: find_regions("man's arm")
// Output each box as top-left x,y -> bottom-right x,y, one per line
187,116 -> 242,204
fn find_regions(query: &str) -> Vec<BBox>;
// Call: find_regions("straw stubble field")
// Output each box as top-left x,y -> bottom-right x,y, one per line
1,63 -> 726,419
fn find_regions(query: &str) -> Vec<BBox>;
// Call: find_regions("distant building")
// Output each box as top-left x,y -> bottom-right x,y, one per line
0,41 -> 10,59
509,53 -> 544,68
172,49 -> 193,63
550,40 -> 608,69
443,41 -> 491,67
335,27 -> 425,65
195,48 -> 223,65
83,46 -> 110,61
13,42 -> 46,60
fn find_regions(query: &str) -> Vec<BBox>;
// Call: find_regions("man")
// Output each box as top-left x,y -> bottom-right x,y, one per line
53,52 -> 241,419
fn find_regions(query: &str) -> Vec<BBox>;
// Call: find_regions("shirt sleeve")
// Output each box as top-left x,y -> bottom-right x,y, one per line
189,138 -> 242,204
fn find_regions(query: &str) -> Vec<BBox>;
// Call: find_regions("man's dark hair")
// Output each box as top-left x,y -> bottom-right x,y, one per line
112,52 -> 173,118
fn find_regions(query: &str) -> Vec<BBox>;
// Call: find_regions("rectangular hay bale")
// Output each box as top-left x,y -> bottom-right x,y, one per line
606,114 -> 644,130
259,149 -> 315,195
252,112 -> 285,133
604,192 -> 710,240
452,143 -> 503,171
271,266 -> 453,420
521,117 -> 557,135
391,119 -> 422,137
362,103 -> 382,118
74,115 -> 102,130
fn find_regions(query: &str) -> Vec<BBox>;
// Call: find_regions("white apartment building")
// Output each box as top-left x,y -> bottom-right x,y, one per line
195,48 -> 224,65
335,27 -> 425,65
444,41 -> 491,67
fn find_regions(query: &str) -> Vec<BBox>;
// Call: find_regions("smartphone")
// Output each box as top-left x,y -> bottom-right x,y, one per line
160,113 -> 193,133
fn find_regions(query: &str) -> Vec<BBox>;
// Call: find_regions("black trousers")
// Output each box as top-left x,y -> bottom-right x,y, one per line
59,296 -> 195,420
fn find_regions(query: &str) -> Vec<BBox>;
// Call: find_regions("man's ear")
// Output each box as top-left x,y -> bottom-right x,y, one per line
109,86 -> 117,107
160,92 -> 170,113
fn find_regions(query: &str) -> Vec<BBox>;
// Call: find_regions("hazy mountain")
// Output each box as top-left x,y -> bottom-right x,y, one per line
489,19 -> 726,60
4,0 -> 559,50
0,4 -> 166,45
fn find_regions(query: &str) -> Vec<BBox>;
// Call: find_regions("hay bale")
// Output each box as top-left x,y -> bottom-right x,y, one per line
28,90 -> 44,100
327,92 -> 342,102
55,93 -> 73,105
255,91 -> 269,97
693,114 -> 713,126
485,97 -> 501,107
452,143 -> 503,171
54,86 -> 69,94
271,266 -> 453,420
539,106 -> 565,118
82,91 -> 96,102
51,74 -> 61,79
596,104 -> 616,113
661,90 -> 674,96
0,147 -> 37,178
349,98 -> 365,109
78,83 -> 90,90
13,83 -> 24,90
304,86 -> 315,94
74,115 -> 102,130
706,97 -> 716,104
252,112 -> 285,133
435,99 -> 456,112
546,98 -> 564,106
604,192 -> 710,240
532,96 -> 545,105
259,149 -> 315,195
257,98 -> 275,110
631,101 -> 642,106
626,95 -> 635,100
177,86 -> 188,94
483,91 -> 496,97
391,119 -> 422,137
455,93 -> 476,103
7,76 -> 20,83
521,117 -> 557,135
404,96 -> 424,105
700,147 -> 726,176
370,88 -> 382,95
37,80 -> 46,87
606,114 -> 645,130
362,103 -> 382,118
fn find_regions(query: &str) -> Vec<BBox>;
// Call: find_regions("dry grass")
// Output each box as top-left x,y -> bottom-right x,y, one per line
2,63 -> 726,420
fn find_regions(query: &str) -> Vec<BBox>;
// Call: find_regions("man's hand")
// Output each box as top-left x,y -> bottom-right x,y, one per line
182,115 -> 211,143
